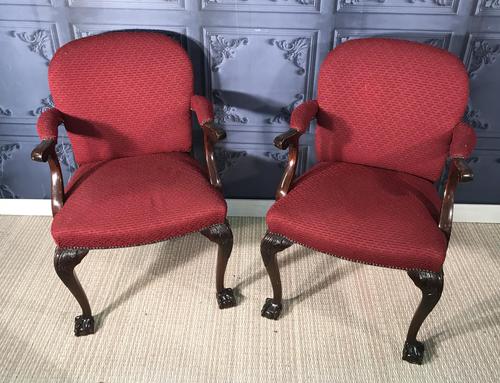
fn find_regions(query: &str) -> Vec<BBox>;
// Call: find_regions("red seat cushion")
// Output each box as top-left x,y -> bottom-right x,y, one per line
266,162 -> 447,272
52,152 -> 227,249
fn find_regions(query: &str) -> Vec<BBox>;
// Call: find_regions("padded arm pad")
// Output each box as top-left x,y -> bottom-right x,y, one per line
37,108 -> 64,141
450,121 -> 476,159
290,100 -> 319,133
191,95 -> 214,126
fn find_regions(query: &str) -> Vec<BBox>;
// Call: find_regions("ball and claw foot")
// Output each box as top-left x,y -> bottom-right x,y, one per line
216,288 -> 236,309
402,340 -> 425,365
261,298 -> 282,320
74,314 -> 95,337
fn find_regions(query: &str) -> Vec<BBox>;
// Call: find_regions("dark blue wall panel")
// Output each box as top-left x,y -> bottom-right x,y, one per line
0,0 -> 499,203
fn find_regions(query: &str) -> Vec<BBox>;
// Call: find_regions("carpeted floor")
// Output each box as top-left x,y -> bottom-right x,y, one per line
0,216 -> 499,382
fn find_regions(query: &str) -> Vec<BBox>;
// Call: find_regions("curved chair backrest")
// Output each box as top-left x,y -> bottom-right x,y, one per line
49,31 -> 193,165
316,38 -> 468,181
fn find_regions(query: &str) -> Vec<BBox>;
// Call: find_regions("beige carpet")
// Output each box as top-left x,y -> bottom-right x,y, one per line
0,216 -> 499,383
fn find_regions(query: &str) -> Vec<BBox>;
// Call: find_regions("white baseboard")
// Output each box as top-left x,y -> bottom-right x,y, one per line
0,199 -> 499,223
0,199 -> 275,217
0,199 -> 53,216
450,204 -> 500,223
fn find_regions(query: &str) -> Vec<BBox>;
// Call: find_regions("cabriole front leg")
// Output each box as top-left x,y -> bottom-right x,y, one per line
201,220 -> 236,309
402,269 -> 444,365
260,232 -> 293,320
54,248 -> 94,336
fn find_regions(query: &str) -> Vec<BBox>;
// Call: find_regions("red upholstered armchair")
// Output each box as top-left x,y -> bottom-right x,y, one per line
31,31 -> 236,336
260,38 -> 476,364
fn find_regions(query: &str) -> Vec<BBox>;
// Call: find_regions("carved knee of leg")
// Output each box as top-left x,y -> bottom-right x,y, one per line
201,221 -> 233,248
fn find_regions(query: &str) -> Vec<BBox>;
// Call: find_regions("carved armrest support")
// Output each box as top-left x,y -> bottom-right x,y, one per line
438,157 -> 474,240
273,100 -> 317,200
31,139 -> 64,216
190,95 -> 226,189
201,120 -> 227,190
274,128 -> 302,150
274,129 -> 303,200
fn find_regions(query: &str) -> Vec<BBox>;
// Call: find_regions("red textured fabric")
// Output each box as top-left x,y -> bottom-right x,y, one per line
267,162 -> 447,272
290,100 -> 319,133
48,31 -> 193,165
37,108 -> 64,140
52,152 -> 227,249
316,38 -> 469,181
191,95 -> 214,125
450,121 -> 476,158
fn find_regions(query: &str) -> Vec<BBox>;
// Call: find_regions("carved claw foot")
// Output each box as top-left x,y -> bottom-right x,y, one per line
74,314 -> 95,337
261,298 -> 282,320
217,288 -> 236,309
402,340 -> 425,365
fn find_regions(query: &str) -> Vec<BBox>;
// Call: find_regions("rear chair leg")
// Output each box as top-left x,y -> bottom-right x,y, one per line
260,231 -> 293,320
201,220 -> 236,309
54,247 -> 94,336
402,269 -> 444,364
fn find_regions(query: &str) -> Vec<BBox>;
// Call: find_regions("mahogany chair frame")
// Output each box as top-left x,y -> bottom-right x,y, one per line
32,118 -> 236,337
260,124 -> 473,365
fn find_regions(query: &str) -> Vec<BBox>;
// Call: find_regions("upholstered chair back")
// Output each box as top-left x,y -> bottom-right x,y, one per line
48,31 -> 193,165
316,38 -> 469,181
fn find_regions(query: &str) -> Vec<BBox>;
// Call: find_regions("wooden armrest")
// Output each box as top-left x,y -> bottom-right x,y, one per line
31,139 -> 64,216
202,121 -> 226,143
438,158 -> 474,240
274,128 -> 302,150
31,139 -> 56,162
274,129 -> 303,200
201,121 -> 227,190
453,157 -> 473,183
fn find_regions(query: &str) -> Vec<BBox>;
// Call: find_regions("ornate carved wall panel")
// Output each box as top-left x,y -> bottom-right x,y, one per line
201,0 -> 321,13
214,143 -> 309,198
333,29 -> 452,50
71,24 -> 187,40
0,0 -> 52,5
474,0 -> 500,15
0,136 -> 74,199
455,150 -> 500,203
458,32 -> 500,202
0,0 -> 498,203
464,34 -> 500,139
203,27 -> 318,134
0,21 -> 59,126
68,0 -> 185,10
335,0 -> 460,14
